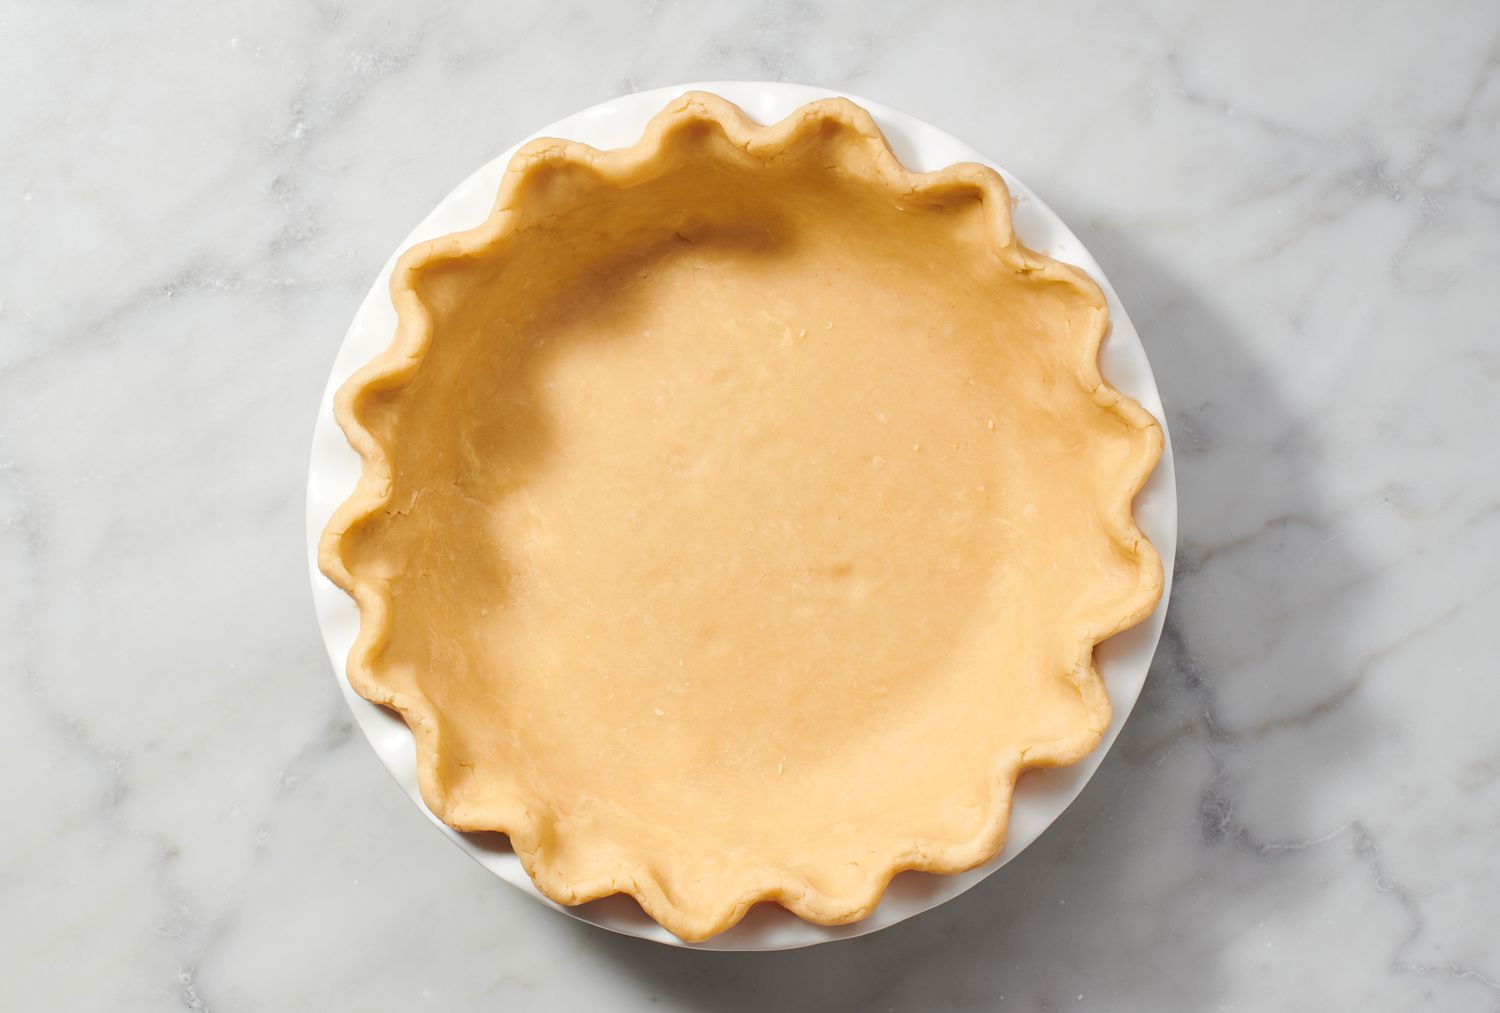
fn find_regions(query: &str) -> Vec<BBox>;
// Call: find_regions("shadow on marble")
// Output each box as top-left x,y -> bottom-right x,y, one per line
565,228 -> 1375,1010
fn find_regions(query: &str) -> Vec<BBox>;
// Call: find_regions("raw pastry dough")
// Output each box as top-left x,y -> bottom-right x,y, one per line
320,93 -> 1163,942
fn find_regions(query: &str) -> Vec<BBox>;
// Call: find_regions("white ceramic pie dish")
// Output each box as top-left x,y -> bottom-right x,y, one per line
305,80 -> 1177,951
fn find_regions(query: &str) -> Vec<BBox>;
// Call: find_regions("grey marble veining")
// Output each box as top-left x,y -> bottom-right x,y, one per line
3,1 -> 1498,1009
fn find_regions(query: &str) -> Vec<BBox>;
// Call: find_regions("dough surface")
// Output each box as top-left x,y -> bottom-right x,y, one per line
319,93 -> 1163,942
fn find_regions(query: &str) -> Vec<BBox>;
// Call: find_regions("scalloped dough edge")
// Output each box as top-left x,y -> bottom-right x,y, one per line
318,92 -> 1164,943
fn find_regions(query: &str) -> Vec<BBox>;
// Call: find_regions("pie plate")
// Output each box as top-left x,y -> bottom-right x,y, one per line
304,80 -> 1177,950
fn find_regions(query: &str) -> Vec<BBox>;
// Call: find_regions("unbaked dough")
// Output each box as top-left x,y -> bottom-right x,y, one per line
319,92 -> 1163,942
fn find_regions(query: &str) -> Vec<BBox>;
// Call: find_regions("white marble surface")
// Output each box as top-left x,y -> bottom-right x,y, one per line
3,0 -> 1497,1008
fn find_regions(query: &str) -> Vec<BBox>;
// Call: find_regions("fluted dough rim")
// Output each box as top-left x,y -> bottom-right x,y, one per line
318,92 -> 1164,943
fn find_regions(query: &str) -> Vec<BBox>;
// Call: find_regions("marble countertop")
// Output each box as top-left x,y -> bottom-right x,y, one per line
4,1 -> 1497,1009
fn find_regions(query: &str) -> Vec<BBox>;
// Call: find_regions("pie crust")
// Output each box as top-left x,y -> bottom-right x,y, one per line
319,92 -> 1163,942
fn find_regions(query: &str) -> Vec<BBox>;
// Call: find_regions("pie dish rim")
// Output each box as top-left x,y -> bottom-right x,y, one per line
305,80 -> 1178,950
